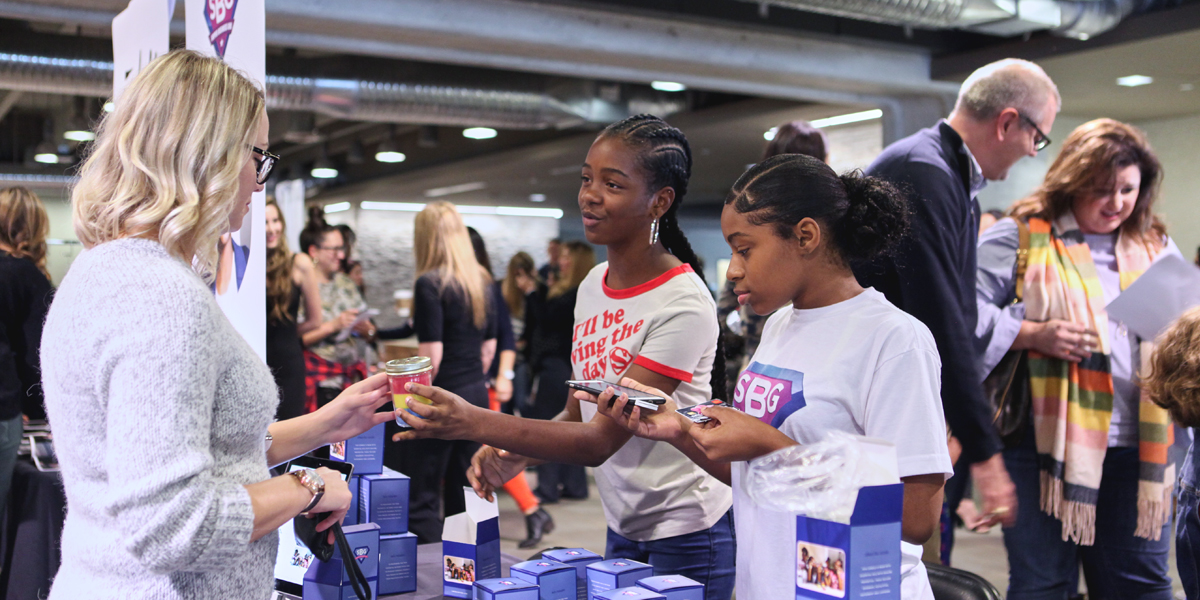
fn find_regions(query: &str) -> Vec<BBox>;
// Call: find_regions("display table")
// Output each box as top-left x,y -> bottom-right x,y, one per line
0,459 -> 66,600
380,542 -> 524,599
0,463 -> 522,600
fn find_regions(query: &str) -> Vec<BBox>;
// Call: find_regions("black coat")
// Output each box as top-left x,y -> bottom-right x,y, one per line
853,121 -> 1002,464
0,252 -> 53,420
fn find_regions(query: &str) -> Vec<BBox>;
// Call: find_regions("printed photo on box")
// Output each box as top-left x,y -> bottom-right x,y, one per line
445,556 -> 476,584
797,540 -> 846,597
330,439 -> 346,460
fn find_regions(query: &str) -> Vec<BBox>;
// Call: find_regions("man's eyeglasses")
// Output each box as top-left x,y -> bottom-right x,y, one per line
252,146 -> 279,184
1018,114 -> 1052,152
317,245 -> 346,253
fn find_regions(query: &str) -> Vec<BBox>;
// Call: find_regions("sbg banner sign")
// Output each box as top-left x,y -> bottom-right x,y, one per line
187,0 -> 267,361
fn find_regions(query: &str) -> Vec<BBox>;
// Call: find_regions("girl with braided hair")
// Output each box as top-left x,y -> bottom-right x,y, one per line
391,115 -> 735,599
597,153 -> 951,599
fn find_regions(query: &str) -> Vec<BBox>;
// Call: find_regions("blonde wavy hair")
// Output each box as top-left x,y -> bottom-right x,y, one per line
1143,307 -> 1200,428
265,199 -> 295,323
71,49 -> 264,282
0,186 -> 50,281
548,240 -> 594,299
414,201 -> 490,329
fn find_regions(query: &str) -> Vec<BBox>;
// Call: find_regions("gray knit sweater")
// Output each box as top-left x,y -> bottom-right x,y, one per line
40,238 -> 279,600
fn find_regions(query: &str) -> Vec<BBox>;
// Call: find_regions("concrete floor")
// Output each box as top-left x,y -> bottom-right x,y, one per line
491,470 -> 1186,599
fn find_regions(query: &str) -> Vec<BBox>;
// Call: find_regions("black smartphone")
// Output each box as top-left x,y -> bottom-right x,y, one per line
566,379 -> 667,411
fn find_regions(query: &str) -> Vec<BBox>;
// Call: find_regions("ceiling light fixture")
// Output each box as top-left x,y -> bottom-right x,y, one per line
323,202 -> 351,214
311,146 -> 338,179
529,193 -> 546,203
375,138 -> 406,163
424,181 -> 487,197
650,81 -> 687,92
361,201 -> 562,219
102,101 -> 115,113
763,127 -> 778,141
1116,75 -> 1153,87
810,109 -> 884,128
462,127 -> 497,140
63,129 -> 95,142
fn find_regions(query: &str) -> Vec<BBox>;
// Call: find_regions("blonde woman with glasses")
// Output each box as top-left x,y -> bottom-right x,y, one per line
39,50 -> 392,600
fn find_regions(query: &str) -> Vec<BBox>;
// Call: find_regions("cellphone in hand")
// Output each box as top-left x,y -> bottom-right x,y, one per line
566,379 -> 667,412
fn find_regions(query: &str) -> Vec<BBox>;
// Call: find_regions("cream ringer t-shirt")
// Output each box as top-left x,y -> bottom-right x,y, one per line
574,262 -> 733,542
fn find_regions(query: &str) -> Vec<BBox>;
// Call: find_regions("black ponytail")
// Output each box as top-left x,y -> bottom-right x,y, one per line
299,205 -> 336,255
601,114 -> 729,400
835,172 -> 910,264
726,154 -> 909,266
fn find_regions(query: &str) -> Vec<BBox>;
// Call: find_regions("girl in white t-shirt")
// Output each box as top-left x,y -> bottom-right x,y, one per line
594,153 -> 953,600
393,115 -> 735,599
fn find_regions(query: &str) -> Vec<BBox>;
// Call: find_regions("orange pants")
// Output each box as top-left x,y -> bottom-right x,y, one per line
489,390 -> 539,514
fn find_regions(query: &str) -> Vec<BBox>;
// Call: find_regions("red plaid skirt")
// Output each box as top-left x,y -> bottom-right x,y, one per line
304,350 -> 368,413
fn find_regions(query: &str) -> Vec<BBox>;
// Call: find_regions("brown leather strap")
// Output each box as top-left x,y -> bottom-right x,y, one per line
1013,218 -> 1030,303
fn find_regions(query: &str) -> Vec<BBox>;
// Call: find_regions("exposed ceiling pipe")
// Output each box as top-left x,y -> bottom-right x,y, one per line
737,0 -> 1165,38
0,51 -> 606,130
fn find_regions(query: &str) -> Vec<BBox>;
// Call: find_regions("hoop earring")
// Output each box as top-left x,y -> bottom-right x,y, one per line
649,218 -> 660,245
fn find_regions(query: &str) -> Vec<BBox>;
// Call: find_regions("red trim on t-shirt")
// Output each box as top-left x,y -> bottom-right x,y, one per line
602,264 -> 694,300
633,355 -> 694,383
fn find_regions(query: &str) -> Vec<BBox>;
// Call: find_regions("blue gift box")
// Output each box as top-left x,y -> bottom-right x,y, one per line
443,489 -> 501,598
302,523 -> 380,600
594,587 -> 665,600
329,422 -> 385,475
343,475 -> 361,526
359,467 -> 410,534
636,575 -> 704,600
795,484 -> 903,600
543,548 -> 601,600
302,577 -> 377,600
510,559 -> 577,600
586,559 -> 653,600
474,577 -> 541,600
378,532 -> 418,595
795,438 -> 905,600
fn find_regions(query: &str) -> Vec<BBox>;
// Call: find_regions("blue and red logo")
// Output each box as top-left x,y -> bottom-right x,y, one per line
733,362 -> 805,428
204,0 -> 239,58
354,546 -> 369,564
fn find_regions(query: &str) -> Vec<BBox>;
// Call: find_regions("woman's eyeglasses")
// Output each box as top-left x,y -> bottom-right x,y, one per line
252,146 -> 280,184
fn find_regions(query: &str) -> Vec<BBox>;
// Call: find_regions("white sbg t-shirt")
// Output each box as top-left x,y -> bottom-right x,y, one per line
575,263 -> 733,542
731,288 -> 953,600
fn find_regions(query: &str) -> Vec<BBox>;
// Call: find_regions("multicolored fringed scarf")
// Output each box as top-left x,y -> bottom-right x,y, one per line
1022,214 -> 1173,545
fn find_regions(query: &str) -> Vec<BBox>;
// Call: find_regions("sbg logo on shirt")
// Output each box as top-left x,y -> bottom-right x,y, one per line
733,362 -> 805,427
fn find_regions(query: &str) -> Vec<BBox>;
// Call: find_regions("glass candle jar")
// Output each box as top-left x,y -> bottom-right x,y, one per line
386,356 -> 433,428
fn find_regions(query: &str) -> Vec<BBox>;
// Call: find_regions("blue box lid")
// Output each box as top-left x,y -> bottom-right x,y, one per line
595,586 -> 666,600
587,559 -> 652,576
474,578 -> 540,593
543,548 -> 602,563
511,559 -> 575,576
637,575 -> 703,591
363,467 -> 411,482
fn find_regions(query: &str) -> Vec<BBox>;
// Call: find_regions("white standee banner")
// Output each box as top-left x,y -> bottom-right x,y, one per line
274,179 -> 308,253
111,0 -> 173,104
184,0 -> 267,360
187,0 -> 268,361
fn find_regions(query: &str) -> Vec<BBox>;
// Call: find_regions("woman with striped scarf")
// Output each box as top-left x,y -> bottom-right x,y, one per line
976,118 -> 1182,600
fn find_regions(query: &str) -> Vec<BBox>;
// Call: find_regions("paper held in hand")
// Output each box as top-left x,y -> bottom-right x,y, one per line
334,307 -> 381,342
1106,253 -> 1200,341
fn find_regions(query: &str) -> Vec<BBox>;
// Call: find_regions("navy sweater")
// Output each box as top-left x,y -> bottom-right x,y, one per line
854,122 -> 1003,463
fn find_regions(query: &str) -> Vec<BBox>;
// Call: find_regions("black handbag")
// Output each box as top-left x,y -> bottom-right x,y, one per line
294,514 -> 371,600
983,218 -> 1032,448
